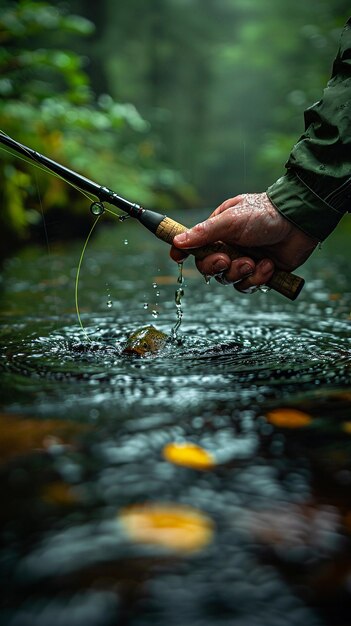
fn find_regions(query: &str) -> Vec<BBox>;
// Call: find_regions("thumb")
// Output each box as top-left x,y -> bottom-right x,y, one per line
173,212 -> 234,249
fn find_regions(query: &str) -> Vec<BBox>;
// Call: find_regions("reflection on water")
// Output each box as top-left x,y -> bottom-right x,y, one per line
0,216 -> 350,625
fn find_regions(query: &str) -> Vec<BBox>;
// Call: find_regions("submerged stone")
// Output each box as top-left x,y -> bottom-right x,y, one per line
122,325 -> 168,357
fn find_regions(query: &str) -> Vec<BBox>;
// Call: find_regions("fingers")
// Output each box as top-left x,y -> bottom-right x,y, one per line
170,245 -> 189,263
169,193 -> 278,295
170,243 -> 275,295
172,212 -> 235,250
212,195 -> 243,216
233,258 -> 274,293
196,254 -> 254,282
195,253 -> 231,276
171,196 -> 245,256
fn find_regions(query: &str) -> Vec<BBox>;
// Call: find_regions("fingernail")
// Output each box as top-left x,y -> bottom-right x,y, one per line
238,262 -> 254,277
261,260 -> 273,274
174,232 -> 187,244
213,260 -> 229,273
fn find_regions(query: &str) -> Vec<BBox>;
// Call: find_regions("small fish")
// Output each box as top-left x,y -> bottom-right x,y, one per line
122,325 -> 168,357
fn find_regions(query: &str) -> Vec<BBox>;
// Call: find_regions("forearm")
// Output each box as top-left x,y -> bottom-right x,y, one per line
267,18 -> 351,241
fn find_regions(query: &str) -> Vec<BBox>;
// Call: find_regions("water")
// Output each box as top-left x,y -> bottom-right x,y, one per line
172,263 -> 185,339
0,213 -> 350,626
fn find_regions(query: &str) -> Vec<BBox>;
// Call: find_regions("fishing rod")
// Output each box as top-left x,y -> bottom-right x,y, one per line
0,132 -> 304,300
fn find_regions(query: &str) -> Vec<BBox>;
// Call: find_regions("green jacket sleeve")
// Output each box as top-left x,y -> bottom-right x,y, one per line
267,18 -> 351,241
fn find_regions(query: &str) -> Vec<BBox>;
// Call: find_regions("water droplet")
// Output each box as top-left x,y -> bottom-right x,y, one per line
246,195 -> 256,205
204,275 -> 211,285
156,290 -> 160,297
90,202 -> 105,216
177,262 -> 184,284
172,262 -> 185,339
259,285 -> 271,293
175,288 -> 184,306
143,302 -> 149,309
107,300 -> 113,308
124,239 -> 128,245
119,214 -> 130,222
152,282 -> 158,289
152,310 -> 159,318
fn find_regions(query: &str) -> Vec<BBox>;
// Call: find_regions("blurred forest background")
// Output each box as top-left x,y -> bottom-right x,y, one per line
0,0 -> 349,256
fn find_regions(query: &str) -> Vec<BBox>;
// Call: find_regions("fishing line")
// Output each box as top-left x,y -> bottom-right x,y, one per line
1,130 -> 129,339
103,206 -> 123,219
75,214 -> 102,342
75,204 -> 128,342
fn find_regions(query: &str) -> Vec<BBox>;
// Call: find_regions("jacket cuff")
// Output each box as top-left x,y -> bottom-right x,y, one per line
267,171 -> 346,241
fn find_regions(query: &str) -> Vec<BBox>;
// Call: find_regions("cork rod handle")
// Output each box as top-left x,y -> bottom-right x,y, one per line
155,216 -> 304,301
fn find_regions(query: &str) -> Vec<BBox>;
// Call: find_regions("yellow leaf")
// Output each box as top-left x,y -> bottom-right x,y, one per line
163,442 -> 215,470
342,422 -> 351,434
265,408 -> 312,428
329,293 -> 341,301
0,413 -> 90,465
119,503 -> 214,553
41,481 -> 78,506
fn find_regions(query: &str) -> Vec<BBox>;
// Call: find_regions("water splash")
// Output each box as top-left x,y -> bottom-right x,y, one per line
177,263 -> 184,285
171,262 -> 185,340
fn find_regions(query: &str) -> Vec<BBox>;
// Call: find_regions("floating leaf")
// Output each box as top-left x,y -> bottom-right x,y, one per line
41,481 -> 78,506
265,408 -> 312,428
163,442 -> 215,471
0,413 -> 90,464
328,293 -> 341,301
119,503 -> 214,553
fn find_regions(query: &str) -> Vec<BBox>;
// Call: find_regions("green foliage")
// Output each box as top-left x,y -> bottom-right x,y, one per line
94,0 -> 349,203
1,0 -> 350,257
0,0 -> 194,256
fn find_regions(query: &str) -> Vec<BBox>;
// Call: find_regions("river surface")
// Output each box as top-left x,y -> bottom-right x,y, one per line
0,211 -> 350,626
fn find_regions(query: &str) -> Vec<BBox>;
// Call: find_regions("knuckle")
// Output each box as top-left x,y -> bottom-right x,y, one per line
192,220 -> 212,244
193,221 -> 206,235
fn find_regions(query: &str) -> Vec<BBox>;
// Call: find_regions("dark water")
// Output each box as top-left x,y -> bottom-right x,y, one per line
0,213 -> 350,626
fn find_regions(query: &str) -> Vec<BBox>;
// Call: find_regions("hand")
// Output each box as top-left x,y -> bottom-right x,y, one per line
170,193 -> 318,293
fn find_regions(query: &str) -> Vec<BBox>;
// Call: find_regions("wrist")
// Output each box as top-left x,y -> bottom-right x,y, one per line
267,171 -> 345,241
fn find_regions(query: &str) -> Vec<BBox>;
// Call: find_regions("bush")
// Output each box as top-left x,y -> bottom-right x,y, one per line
0,0 -> 195,256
